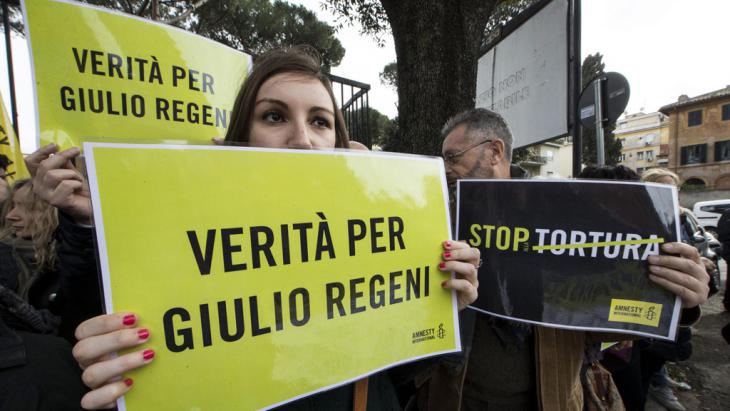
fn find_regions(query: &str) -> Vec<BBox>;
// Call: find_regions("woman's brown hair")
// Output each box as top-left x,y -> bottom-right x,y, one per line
224,46 -> 350,148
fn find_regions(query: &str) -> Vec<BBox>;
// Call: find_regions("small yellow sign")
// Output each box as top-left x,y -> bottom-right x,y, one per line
0,93 -> 29,182
23,0 -> 250,151
608,298 -> 662,328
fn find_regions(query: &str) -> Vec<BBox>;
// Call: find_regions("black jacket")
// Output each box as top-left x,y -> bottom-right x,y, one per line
0,213 -> 102,411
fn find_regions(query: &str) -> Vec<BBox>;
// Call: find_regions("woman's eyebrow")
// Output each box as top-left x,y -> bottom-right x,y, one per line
309,106 -> 334,115
255,98 -> 288,108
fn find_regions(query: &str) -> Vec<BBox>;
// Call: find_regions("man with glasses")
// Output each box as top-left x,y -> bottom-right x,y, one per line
418,108 -> 708,411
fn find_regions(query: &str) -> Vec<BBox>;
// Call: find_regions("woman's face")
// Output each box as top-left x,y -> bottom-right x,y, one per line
5,185 -> 33,239
248,73 -> 337,149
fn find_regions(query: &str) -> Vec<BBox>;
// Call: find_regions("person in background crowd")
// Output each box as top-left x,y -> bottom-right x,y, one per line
0,179 -> 100,410
640,168 -> 697,411
415,110 -> 709,411
30,46 -> 480,410
578,165 -> 709,410
716,208 -> 730,312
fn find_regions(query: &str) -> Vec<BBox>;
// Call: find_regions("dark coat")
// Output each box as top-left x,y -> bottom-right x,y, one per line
0,213 -> 103,410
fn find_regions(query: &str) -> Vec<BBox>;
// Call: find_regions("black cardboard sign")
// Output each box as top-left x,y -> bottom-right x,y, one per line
457,179 -> 681,340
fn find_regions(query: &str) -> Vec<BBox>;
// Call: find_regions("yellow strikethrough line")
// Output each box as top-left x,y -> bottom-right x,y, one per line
532,237 -> 665,251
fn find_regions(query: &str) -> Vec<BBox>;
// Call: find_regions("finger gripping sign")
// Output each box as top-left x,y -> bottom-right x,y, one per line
457,180 -> 682,340
85,143 -> 459,410
22,0 -> 251,151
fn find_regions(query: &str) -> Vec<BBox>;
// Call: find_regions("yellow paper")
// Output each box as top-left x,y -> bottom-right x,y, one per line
608,298 -> 662,328
23,0 -> 250,151
85,143 -> 459,411
0,93 -> 29,182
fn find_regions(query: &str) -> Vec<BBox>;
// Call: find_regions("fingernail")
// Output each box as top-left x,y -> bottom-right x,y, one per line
441,280 -> 448,288
649,265 -> 660,273
439,262 -> 446,269
124,378 -> 134,387
647,255 -> 659,264
123,314 -> 136,326
138,328 -> 149,340
142,349 -> 155,361
443,252 -> 451,258
445,241 -> 452,248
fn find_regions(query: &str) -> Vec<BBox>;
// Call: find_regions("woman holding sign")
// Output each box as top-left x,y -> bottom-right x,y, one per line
30,47 -> 480,410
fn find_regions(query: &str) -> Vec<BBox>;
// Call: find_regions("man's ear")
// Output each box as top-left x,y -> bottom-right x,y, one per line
489,139 -> 506,165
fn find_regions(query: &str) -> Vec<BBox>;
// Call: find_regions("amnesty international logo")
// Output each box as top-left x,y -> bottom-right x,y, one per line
608,299 -> 662,328
645,306 -> 656,322
411,324 -> 446,344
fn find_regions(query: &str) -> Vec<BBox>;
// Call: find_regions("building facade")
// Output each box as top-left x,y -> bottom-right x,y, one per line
660,86 -> 730,189
517,138 -> 573,178
615,111 -> 669,174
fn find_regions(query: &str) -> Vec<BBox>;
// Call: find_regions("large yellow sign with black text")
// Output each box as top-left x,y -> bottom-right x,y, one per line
23,0 -> 250,151
85,143 -> 459,411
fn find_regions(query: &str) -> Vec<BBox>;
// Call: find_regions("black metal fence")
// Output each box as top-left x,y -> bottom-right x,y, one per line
329,74 -> 371,148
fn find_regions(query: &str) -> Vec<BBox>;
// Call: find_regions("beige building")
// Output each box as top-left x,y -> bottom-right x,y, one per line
660,86 -> 730,189
614,111 -> 669,174
517,138 -> 574,178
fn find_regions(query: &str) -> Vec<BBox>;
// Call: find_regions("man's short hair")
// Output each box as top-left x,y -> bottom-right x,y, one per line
441,108 -> 513,161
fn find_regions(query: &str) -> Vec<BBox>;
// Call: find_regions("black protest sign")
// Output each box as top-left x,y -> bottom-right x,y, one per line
457,180 -> 681,340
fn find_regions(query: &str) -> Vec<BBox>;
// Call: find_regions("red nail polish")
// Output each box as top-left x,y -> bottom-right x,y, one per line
445,241 -> 452,248
443,252 -> 451,258
124,378 -> 134,387
439,262 -> 446,269
142,349 -> 155,360
123,314 -> 136,326
138,329 -> 149,340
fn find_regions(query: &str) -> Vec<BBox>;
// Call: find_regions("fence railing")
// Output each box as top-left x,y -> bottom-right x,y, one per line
329,74 -> 371,148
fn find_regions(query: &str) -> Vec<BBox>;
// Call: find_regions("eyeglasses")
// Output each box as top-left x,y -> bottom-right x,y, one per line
443,139 -> 493,164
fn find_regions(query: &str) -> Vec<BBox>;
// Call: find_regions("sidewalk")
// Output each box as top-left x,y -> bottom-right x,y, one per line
647,262 -> 730,410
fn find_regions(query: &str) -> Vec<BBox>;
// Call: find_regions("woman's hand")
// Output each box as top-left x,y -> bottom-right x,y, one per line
647,242 -> 710,308
31,145 -> 93,225
439,240 -> 480,310
73,313 -> 155,409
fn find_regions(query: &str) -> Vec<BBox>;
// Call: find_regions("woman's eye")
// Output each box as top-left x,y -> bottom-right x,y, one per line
313,117 -> 331,128
263,111 -> 284,122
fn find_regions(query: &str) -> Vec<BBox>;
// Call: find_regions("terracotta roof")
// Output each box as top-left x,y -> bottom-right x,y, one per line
659,86 -> 730,113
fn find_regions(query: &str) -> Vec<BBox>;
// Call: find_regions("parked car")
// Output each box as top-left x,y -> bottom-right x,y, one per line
692,199 -> 730,237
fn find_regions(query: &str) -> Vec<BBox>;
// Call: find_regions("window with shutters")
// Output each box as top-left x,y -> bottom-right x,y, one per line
688,110 -> 702,127
715,140 -> 730,162
680,144 -> 707,165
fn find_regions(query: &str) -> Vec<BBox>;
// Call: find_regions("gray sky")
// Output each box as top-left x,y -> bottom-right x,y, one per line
2,0 -> 728,153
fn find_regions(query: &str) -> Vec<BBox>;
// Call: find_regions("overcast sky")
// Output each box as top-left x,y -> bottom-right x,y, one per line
2,0 -> 728,153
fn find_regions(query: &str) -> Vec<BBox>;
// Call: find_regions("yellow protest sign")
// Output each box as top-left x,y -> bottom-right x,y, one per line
0,93 -> 29,182
23,0 -> 250,151
85,143 -> 459,411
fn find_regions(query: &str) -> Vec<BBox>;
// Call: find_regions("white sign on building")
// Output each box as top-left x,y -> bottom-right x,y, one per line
476,0 -> 569,148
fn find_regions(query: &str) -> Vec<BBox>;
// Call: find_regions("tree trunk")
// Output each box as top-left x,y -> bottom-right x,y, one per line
381,0 -> 497,156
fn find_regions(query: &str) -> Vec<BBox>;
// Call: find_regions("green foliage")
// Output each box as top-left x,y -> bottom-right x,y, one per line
581,52 -> 623,166
7,0 -> 345,68
379,61 -> 397,90
343,106 -> 393,146
482,0 -> 539,48
322,0 -> 390,46
193,0 -> 345,69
